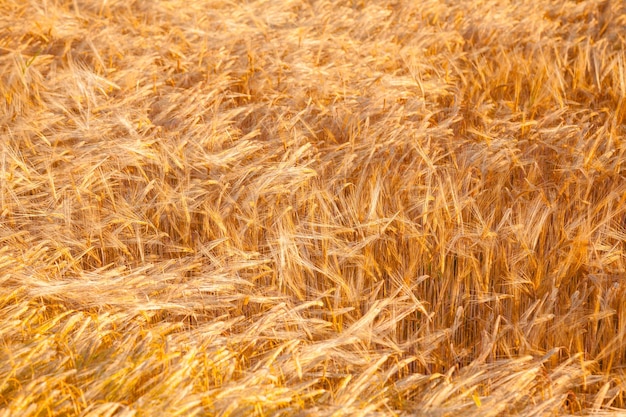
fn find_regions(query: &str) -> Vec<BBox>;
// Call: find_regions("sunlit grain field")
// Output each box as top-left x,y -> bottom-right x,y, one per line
1,0 -> 625,415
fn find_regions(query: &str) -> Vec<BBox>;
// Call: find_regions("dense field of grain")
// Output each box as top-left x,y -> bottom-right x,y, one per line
1,0 -> 625,415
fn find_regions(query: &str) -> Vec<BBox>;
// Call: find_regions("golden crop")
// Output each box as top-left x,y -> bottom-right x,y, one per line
1,0 -> 625,415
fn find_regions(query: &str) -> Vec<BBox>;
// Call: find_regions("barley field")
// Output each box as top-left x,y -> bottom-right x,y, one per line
1,0 -> 625,415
